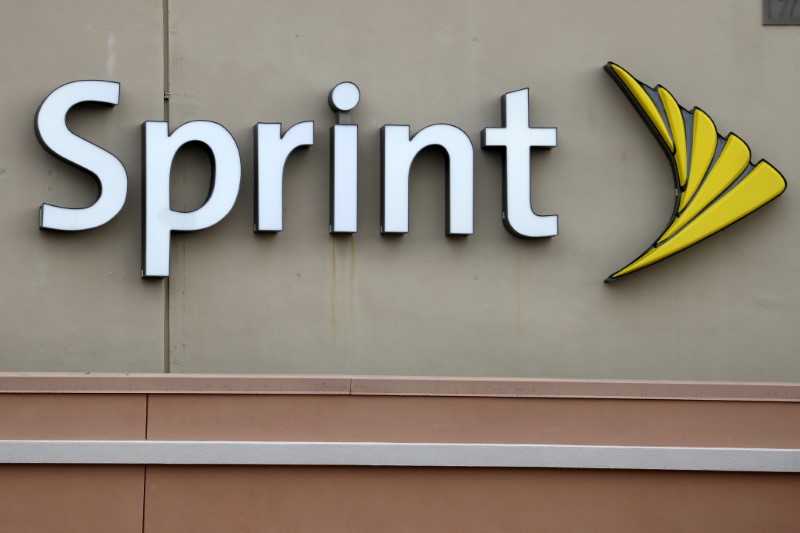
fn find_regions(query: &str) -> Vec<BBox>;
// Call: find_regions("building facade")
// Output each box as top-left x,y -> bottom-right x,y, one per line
0,1 -> 798,530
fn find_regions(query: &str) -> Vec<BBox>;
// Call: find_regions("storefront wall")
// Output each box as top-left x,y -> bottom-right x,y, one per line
1,1 -> 799,531
0,376 -> 798,532
0,0 -> 798,380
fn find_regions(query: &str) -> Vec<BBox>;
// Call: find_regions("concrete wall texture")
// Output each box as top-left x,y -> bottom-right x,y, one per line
1,0 -> 798,380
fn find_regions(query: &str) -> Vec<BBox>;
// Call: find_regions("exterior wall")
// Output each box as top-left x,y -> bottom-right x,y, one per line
2,5 -> 797,530
3,465 -> 795,532
0,1 -> 166,372
0,1 -> 796,380
141,467 -> 800,533
0,376 -> 798,532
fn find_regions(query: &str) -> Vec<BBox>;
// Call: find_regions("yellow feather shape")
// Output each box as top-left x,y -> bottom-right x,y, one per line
605,62 -> 787,282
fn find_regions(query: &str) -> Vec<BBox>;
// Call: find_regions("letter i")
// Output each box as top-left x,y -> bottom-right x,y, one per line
329,82 -> 360,233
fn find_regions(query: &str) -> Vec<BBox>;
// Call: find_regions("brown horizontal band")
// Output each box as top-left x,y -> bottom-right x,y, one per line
0,373 -> 799,401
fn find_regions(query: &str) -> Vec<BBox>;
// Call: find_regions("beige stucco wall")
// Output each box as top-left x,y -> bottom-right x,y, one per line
0,1 -> 165,371
0,0 -> 797,379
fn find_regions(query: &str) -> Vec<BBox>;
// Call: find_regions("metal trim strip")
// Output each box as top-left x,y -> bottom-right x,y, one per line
0,440 -> 798,472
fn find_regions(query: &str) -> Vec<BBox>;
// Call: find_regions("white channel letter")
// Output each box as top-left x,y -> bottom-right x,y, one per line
381,124 -> 473,235
329,82 -> 360,234
142,121 -> 241,278
254,122 -> 314,232
481,88 -> 557,238
35,80 -> 127,231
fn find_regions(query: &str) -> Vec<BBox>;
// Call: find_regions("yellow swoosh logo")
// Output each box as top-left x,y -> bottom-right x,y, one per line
605,62 -> 787,282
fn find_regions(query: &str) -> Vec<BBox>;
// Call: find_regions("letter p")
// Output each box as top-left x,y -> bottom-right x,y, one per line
142,121 -> 241,278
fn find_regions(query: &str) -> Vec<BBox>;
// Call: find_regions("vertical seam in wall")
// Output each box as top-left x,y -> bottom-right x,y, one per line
163,280 -> 170,372
142,464 -> 148,532
145,393 -> 150,440
162,0 -> 171,374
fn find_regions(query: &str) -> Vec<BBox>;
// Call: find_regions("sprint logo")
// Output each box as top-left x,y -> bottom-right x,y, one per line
605,62 -> 787,282
34,65 -> 788,281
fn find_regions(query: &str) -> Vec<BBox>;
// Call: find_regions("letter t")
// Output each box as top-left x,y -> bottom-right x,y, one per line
481,88 -> 557,238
